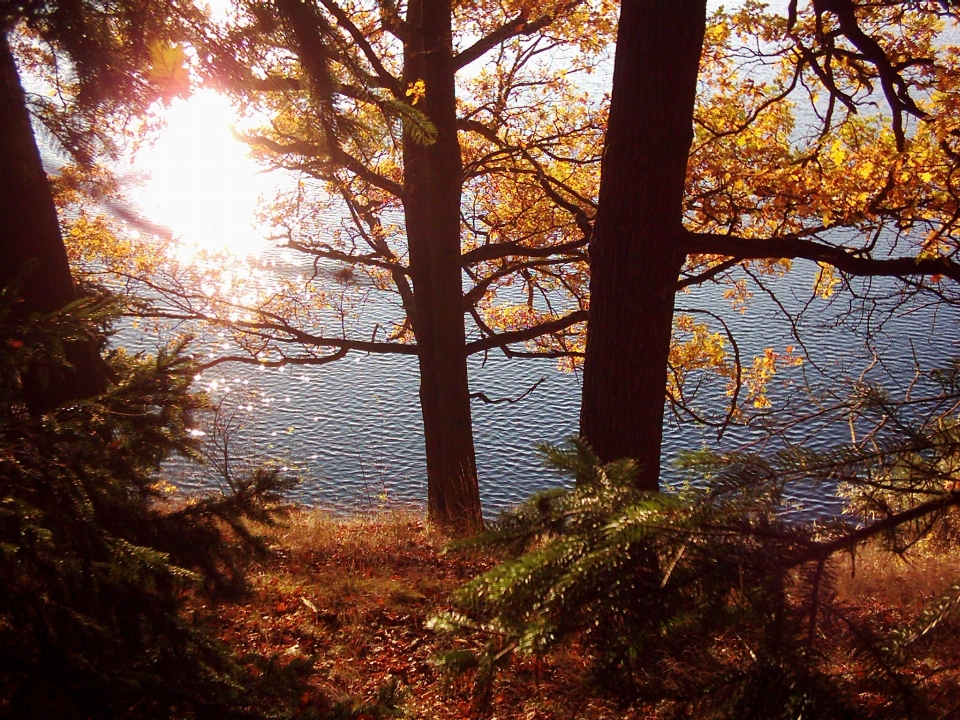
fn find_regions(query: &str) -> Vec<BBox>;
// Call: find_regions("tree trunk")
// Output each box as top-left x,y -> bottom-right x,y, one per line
0,29 -> 106,413
579,0 -> 706,490
402,0 -> 482,531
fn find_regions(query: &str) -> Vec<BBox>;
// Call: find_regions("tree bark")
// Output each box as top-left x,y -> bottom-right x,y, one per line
0,29 -> 106,413
579,0 -> 706,490
402,0 -> 482,531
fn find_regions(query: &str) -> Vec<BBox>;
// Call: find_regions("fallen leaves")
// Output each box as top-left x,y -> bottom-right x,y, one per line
188,509 -> 960,718
190,509 -> 644,719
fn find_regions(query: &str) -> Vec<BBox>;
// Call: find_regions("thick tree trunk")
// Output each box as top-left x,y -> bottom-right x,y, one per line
579,0 -> 706,490
402,0 -> 482,531
0,29 -> 106,413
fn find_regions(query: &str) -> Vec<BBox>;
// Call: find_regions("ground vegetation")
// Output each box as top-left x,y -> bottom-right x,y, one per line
0,297 -> 326,718
201,504 -> 960,719
433,357 -> 960,717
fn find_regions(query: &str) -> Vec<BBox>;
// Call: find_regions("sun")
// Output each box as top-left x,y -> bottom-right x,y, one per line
135,89 -> 266,259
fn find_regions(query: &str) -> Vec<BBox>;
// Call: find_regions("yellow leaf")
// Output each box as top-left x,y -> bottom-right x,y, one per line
828,140 -> 846,166
147,40 -> 190,100
405,79 -> 426,105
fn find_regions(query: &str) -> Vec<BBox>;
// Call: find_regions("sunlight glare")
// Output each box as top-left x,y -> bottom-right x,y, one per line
136,90 -> 266,260
199,0 -> 235,22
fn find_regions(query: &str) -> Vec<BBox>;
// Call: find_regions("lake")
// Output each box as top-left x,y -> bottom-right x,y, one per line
56,1 -> 960,517
153,238 -> 959,519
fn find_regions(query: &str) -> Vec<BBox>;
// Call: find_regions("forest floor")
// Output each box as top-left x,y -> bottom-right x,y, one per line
196,507 -> 960,719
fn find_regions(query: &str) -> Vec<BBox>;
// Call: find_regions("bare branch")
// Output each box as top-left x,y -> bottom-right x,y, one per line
284,239 -> 410,275
499,348 -> 584,359
199,347 -> 348,370
677,256 -> 743,289
792,491 -> 960,566
470,377 -> 545,404
148,310 -> 419,356
462,237 -> 587,266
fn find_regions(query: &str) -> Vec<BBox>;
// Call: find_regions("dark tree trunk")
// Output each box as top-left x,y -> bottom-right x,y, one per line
0,29 -> 106,413
402,0 -> 482,531
579,0 -> 706,490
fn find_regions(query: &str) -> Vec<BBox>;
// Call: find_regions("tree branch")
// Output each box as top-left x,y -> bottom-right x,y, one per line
316,0 -> 403,98
235,131 -> 404,198
454,14 -> 550,70
462,237 -> 587,266
791,491 -> 960,566
284,239 -> 410,275
685,231 -> 960,283
148,310 -> 419,356
463,257 -> 574,306
452,3 -> 583,70
199,347 -> 349,370
677,256 -> 744,289
470,377 -> 545,404
466,309 -> 587,354
814,0 -> 926,150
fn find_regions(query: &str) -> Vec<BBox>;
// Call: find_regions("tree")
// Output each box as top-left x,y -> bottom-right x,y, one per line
0,0 -> 199,413
0,295 -> 319,719
580,0 -> 706,490
433,366 -> 960,716
0,24 -> 104,413
160,0 -> 616,529
581,0 -> 960,489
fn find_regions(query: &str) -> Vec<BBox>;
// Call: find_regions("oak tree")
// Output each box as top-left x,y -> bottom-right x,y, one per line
582,0 -> 960,489
112,0 -> 960,520
170,0 -> 616,529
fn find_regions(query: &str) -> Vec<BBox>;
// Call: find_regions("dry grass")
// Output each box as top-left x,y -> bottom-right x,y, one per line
198,507 -> 642,719
827,539 -> 960,716
836,540 -> 960,608
194,508 -> 960,718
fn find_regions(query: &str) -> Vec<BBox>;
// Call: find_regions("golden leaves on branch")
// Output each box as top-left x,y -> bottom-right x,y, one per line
740,347 -> 803,410
670,313 -> 803,419
689,2 -> 958,245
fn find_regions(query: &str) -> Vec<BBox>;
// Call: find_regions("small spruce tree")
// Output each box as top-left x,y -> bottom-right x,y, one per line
433,372 -> 960,719
0,292 -> 320,719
